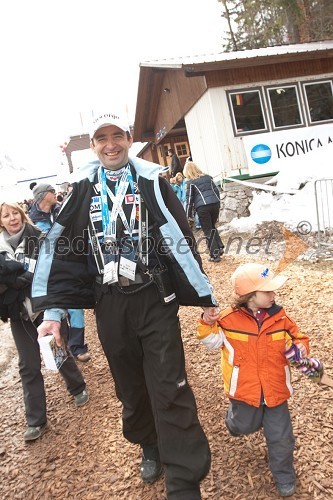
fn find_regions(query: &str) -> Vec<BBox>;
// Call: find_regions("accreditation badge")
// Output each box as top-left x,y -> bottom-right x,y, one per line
24,256 -> 36,273
102,240 -> 119,284
119,238 -> 137,281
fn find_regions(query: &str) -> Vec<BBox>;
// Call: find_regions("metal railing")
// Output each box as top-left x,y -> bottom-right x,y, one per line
314,179 -> 333,259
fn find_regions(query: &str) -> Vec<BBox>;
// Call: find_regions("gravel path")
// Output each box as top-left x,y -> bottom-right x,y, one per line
1,227 -> 332,499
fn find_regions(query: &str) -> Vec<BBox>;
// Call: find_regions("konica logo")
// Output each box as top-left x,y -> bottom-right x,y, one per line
251,144 -> 272,164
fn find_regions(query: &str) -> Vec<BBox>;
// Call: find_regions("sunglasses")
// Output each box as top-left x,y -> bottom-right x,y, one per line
41,189 -> 56,194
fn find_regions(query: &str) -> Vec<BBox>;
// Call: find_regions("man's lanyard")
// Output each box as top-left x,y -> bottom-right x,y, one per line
99,165 -> 137,240
138,193 -> 149,267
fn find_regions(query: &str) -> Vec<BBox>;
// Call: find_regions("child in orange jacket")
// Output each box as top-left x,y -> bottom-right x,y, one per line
198,263 -> 310,498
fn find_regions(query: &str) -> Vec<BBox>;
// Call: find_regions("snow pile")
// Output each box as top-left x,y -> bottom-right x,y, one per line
275,140 -> 332,192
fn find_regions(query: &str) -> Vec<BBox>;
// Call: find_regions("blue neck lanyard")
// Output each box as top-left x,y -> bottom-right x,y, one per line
99,164 -> 136,240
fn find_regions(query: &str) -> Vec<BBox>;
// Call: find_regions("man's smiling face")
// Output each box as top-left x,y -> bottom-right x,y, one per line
90,125 -> 133,170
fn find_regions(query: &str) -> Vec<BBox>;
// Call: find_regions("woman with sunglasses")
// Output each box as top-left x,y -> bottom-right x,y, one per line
0,202 -> 88,442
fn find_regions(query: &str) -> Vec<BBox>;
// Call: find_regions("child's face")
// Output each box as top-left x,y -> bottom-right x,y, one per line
248,290 -> 276,311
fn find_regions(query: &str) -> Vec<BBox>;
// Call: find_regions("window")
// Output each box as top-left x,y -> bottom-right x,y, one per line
161,144 -> 169,157
228,89 -> 267,135
303,81 -> 333,124
266,84 -> 303,129
174,142 -> 189,157
157,143 -> 171,165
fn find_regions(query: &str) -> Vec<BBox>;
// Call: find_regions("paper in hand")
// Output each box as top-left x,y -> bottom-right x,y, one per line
38,335 -> 68,371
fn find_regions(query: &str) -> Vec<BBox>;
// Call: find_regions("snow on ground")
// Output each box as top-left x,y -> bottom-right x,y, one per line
225,182 -> 319,233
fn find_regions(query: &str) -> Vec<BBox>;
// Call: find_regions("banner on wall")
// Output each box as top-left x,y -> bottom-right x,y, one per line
242,124 -> 333,176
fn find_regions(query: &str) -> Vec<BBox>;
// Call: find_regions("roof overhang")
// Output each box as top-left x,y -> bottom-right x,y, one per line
63,133 -> 90,172
133,41 -> 333,143
140,40 -> 333,72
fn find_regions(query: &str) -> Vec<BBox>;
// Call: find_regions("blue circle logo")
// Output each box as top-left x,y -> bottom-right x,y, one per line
251,144 -> 272,164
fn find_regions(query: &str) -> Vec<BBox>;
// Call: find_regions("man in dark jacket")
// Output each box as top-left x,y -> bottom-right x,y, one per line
33,110 -> 218,500
168,148 -> 182,179
29,183 -> 60,232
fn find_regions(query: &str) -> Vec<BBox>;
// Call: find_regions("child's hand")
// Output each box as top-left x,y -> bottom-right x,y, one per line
296,343 -> 307,358
284,343 -> 307,362
202,307 -> 220,325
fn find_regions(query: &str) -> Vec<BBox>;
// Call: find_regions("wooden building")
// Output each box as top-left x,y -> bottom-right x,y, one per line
133,41 -> 333,184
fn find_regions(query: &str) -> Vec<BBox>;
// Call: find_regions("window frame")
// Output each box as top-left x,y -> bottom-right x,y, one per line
174,142 -> 189,158
227,88 -> 269,137
302,79 -> 333,126
264,82 -> 305,130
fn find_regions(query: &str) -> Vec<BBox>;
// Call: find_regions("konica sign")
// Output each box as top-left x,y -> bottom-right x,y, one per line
242,124 -> 333,175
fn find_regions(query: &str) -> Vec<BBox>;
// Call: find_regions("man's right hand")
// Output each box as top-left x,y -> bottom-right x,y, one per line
38,320 -> 62,346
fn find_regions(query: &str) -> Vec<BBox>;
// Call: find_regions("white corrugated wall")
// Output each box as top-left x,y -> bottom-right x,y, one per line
185,88 -> 248,182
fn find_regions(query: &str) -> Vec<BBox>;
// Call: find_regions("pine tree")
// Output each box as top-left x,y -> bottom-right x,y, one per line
217,0 -> 333,51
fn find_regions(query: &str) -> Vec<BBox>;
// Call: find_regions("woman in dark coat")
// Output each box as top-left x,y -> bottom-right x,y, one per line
0,202 -> 88,442
184,161 -> 224,262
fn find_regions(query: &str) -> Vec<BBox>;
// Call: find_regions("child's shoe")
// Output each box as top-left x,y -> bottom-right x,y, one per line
276,482 -> 296,497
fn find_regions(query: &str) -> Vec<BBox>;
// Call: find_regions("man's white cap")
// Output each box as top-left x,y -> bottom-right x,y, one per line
89,111 -> 130,139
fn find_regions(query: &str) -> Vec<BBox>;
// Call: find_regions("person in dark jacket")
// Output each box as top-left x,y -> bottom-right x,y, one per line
29,183 -> 60,233
30,184 -> 90,363
34,110 -> 219,500
168,148 -> 182,179
184,161 -> 224,263
0,202 -> 89,442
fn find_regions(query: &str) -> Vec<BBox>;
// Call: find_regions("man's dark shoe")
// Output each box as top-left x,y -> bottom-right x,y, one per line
140,447 -> 162,484
140,456 -> 162,484
74,389 -> 89,407
208,256 -> 221,262
75,352 -> 91,362
24,422 -> 47,442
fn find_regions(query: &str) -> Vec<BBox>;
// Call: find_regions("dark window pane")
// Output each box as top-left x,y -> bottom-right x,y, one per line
230,91 -> 265,133
268,86 -> 302,127
305,82 -> 333,123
